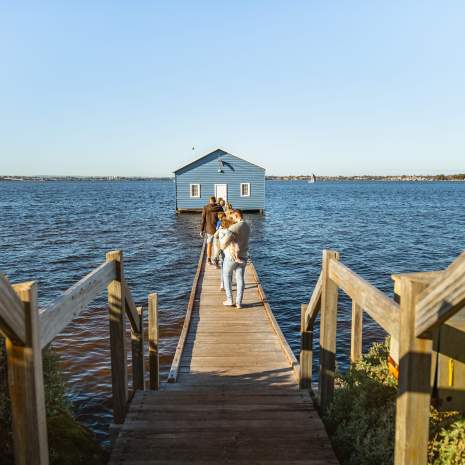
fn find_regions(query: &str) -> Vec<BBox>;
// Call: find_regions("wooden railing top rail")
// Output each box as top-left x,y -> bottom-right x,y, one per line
123,279 -> 142,334
415,251 -> 465,338
328,258 -> 400,336
303,272 -> 322,332
38,257 -> 146,349
39,260 -> 117,348
0,273 -> 26,344
168,239 -> 206,383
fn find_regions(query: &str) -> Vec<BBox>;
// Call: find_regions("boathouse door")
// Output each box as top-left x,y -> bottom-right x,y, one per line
215,183 -> 228,201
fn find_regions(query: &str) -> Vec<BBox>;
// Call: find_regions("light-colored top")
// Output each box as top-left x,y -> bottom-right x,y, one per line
214,227 -> 230,243
223,220 -> 250,259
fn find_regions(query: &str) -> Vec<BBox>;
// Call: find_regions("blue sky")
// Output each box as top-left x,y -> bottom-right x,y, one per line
1,1 -> 464,176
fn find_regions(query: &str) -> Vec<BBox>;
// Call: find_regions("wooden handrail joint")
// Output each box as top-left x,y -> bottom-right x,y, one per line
415,252 -> 465,338
0,273 -> 27,344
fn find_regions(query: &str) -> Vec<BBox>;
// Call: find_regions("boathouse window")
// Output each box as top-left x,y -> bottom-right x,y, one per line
240,183 -> 250,197
190,183 -> 201,198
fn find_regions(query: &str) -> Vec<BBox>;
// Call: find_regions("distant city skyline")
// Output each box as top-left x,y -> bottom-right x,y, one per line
1,2 -> 464,176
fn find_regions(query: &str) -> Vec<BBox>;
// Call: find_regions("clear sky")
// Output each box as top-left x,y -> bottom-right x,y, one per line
1,1 -> 464,176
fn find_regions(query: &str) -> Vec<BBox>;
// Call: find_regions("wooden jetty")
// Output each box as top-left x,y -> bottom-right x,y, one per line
109,243 -> 339,464
1,243 -> 465,465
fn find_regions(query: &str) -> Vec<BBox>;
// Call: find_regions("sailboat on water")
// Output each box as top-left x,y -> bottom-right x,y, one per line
308,173 -> 317,184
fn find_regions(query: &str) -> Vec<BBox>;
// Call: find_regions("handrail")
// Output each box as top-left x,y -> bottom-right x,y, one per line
300,248 -> 465,465
415,251 -> 465,337
0,249 -> 153,465
123,279 -> 142,333
303,272 -> 322,331
167,239 -> 206,383
0,273 -> 26,344
39,260 -> 116,348
328,259 -> 399,336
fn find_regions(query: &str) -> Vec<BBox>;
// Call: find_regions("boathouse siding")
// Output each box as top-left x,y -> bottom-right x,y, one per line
174,149 -> 265,212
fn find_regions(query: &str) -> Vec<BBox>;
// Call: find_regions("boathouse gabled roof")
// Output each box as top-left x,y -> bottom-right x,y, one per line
173,148 -> 265,174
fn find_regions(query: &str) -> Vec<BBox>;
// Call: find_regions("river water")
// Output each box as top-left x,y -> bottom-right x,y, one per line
1,180 -> 464,444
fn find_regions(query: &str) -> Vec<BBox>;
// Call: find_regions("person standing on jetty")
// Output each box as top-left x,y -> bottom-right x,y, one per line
200,196 -> 223,265
221,210 -> 250,309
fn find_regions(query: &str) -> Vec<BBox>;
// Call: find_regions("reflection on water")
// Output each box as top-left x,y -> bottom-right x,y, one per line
1,180 -> 464,445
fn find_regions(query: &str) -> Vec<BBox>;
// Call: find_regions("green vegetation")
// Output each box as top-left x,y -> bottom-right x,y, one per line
324,340 -> 465,465
0,338 -> 108,465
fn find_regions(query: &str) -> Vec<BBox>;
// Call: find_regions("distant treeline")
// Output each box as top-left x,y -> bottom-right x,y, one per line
266,174 -> 465,181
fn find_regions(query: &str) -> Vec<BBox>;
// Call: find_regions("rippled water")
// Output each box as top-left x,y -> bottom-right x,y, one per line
1,180 -> 464,444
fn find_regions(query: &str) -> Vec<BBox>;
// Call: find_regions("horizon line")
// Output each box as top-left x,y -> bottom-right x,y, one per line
1,173 -> 465,179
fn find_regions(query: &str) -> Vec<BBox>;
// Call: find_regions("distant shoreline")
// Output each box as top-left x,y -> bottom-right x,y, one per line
267,174 -> 465,182
1,174 -> 464,182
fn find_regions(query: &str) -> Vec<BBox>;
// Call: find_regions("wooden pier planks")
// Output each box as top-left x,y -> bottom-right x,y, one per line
109,251 -> 339,464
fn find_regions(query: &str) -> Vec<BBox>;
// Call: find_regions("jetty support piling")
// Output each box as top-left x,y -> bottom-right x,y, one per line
148,292 -> 159,390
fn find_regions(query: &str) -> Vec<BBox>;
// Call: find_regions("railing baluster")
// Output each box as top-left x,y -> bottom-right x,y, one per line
106,250 -> 128,424
7,281 -> 49,465
148,293 -> 159,390
300,303 -> 313,389
394,277 -> 432,465
350,301 -> 363,363
131,306 -> 145,391
319,249 -> 340,413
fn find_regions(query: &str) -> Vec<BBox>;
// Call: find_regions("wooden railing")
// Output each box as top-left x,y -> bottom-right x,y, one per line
300,249 -> 465,465
0,250 -> 160,465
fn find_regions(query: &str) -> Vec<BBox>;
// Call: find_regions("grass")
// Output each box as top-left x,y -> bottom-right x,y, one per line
323,339 -> 465,465
0,337 -> 108,465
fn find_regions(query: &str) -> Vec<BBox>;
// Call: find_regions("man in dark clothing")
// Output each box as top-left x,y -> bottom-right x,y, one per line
200,196 -> 223,264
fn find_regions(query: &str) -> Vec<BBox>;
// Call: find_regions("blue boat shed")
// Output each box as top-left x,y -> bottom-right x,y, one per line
174,149 -> 265,213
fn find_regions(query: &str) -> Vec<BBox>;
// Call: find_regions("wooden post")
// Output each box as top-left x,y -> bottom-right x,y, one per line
319,250 -> 340,413
131,306 -> 144,391
6,281 -> 49,465
148,293 -> 159,390
300,304 -> 313,389
106,250 -> 128,424
350,301 -> 363,363
394,277 -> 432,465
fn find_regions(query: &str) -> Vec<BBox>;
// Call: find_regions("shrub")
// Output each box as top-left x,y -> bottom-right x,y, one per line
324,341 -> 397,465
429,412 -> 465,465
324,339 -> 465,465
